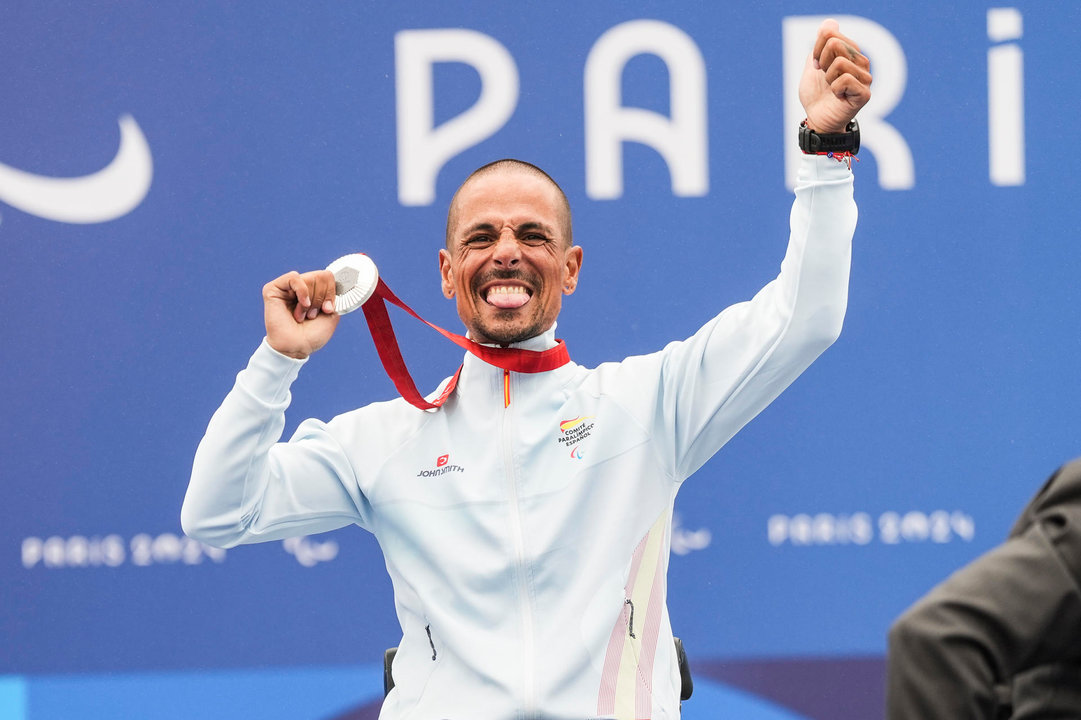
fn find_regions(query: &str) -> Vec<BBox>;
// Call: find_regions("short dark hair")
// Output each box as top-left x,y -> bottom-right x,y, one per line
445,159 -> 573,248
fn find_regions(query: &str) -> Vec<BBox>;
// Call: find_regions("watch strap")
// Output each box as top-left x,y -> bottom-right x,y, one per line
799,119 -> 860,155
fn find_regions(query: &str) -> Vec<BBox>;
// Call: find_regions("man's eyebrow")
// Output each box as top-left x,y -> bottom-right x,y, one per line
463,222 -> 498,236
461,221 -> 555,236
516,222 -> 555,235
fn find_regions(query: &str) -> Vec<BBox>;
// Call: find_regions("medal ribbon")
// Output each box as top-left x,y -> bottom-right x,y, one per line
360,278 -> 570,410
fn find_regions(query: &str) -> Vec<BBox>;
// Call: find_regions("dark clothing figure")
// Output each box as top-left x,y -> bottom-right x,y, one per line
887,457 -> 1081,719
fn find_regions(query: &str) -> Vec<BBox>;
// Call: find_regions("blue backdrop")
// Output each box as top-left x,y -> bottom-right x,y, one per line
3,2 -> 1078,718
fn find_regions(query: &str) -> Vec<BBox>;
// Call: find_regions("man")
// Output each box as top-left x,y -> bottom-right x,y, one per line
182,20 -> 871,719
887,457 -> 1081,719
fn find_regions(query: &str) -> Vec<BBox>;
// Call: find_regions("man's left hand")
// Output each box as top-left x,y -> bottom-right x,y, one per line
800,19 -> 873,133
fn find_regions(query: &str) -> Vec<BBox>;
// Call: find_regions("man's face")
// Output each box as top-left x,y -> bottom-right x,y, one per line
440,170 -> 582,345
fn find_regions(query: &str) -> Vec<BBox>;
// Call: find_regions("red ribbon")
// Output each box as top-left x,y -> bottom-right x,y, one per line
360,278 -> 570,410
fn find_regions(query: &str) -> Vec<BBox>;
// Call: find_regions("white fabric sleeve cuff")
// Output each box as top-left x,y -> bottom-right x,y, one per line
797,153 -> 855,187
238,338 -> 308,405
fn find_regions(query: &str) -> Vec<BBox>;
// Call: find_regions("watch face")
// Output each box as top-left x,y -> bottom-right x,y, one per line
326,253 -> 379,314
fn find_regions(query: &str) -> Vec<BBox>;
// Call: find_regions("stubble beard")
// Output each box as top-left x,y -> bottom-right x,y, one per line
470,308 -> 546,346
467,268 -> 548,345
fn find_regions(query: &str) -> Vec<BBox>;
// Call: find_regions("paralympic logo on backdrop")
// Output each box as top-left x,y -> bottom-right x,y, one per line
0,114 -> 153,224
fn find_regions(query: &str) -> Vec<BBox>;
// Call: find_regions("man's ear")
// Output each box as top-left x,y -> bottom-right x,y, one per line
562,245 -> 583,295
439,249 -> 455,298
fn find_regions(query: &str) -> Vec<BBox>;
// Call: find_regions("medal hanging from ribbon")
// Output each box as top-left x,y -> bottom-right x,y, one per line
327,253 -> 570,411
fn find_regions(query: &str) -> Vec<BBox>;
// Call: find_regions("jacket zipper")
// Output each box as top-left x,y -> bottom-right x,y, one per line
501,370 -> 537,716
425,623 -> 437,661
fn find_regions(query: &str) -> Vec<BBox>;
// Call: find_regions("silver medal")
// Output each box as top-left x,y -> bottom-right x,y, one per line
326,253 -> 379,315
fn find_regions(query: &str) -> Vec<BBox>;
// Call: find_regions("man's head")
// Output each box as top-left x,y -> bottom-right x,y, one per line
440,160 -> 582,346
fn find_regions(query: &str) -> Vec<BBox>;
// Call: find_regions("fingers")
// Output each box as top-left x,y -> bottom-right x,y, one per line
811,18 -> 841,66
306,271 -> 337,320
824,55 -> 873,88
819,37 -> 870,79
264,270 -> 338,323
284,273 -> 309,322
830,72 -> 872,108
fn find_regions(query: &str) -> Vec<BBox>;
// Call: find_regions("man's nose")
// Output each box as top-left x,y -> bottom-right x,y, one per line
491,230 -> 521,266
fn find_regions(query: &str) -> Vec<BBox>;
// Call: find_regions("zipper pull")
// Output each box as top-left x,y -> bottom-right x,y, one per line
425,623 -> 437,661
503,368 -> 511,408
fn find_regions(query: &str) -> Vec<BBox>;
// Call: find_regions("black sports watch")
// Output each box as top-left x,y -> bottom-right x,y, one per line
799,119 -> 860,155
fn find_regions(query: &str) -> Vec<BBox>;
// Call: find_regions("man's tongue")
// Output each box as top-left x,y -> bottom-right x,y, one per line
486,286 -> 530,309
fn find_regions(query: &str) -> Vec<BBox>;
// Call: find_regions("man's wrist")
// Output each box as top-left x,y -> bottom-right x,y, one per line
263,337 -> 311,363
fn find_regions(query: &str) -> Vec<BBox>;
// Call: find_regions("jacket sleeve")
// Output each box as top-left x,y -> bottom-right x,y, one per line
181,339 -> 371,548
647,154 -> 856,481
886,461 -> 1081,719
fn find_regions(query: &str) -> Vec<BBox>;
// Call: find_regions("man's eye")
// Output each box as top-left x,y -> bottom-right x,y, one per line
522,234 -> 548,245
465,235 -> 493,245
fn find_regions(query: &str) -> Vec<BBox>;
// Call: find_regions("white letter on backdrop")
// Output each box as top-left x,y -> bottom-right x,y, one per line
585,19 -> 708,200
987,8 -> 1025,186
782,16 -> 914,190
395,29 -> 519,206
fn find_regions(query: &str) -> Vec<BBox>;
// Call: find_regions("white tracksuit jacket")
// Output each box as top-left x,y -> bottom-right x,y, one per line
182,156 -> 857,719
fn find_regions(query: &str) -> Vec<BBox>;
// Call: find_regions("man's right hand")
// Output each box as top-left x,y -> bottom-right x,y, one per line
263,270 -> 340,359
799,19 -> 872,133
